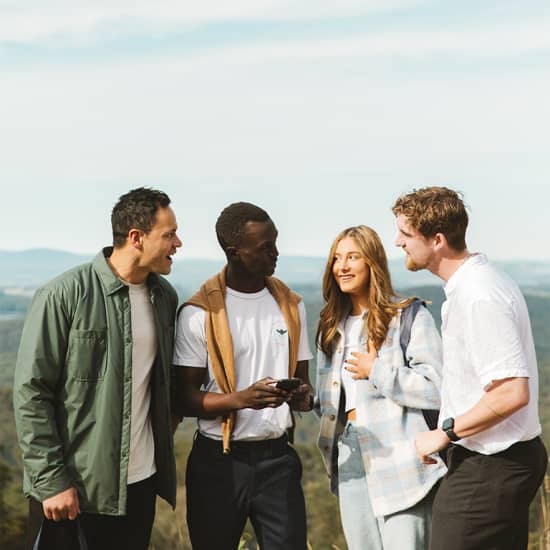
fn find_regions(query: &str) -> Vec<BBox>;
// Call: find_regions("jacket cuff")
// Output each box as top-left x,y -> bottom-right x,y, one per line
30,469 -> 73,502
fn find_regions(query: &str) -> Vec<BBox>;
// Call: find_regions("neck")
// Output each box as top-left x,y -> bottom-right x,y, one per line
225,264 -> 266,293
349,294 -> 370,316
108,248 -> 149,285
431,249 -> 471,282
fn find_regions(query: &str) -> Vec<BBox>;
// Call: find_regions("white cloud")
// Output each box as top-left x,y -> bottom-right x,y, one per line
176,24 -> 550,69
0,0 -> 424,44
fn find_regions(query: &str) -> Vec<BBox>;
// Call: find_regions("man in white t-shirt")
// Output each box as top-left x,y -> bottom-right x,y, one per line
172,202 -> 313,550
392,186 -> 547,550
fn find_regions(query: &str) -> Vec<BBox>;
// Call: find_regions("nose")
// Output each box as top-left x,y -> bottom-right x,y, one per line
395,234 -> 404,248
175,234 -> 183,249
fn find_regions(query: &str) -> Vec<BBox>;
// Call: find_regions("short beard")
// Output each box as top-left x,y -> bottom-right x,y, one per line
405,255 -> 423,272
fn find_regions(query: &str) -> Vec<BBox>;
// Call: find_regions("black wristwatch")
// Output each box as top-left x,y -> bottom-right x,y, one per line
442,417 -> 460,442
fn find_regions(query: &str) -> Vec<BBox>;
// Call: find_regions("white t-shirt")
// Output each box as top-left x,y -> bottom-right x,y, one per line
127,282 -> 157,484
341,314 -> 365,412
439,253 -> 541,454
173,286 -> 313,441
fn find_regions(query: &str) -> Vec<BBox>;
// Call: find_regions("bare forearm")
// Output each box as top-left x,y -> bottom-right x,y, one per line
182,388 -> 243,417
415,377 -> 530,463
453,377 -> 529,439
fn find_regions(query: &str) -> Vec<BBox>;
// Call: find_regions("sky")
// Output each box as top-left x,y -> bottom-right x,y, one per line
1,0 -> 549,262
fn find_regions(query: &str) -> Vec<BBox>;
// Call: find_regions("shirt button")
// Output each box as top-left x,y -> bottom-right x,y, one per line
332,381 -> 339,387
329,414 -> 336,421
337,347 -> 343,353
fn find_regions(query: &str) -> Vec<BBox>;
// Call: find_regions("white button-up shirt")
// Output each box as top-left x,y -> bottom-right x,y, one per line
439,253 -> 541,454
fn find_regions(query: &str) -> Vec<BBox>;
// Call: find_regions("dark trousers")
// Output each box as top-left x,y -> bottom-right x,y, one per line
26,474 -> 157,550
186,432 -> 307,550
430,437 -> 547,550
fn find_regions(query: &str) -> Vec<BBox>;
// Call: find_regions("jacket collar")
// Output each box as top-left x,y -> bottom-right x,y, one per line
93,247 -> 161,296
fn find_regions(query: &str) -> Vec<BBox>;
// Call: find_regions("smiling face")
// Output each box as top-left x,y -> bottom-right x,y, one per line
332,236 -> 370,299
395,213 -> 435,272
139,206 -> 182,275
234,220 -> 279,277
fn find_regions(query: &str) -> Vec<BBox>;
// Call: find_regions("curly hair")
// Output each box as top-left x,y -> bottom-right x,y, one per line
392,186 -> 468,251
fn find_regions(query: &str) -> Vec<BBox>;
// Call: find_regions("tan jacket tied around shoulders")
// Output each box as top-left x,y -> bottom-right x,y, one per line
185,268 -> 302,454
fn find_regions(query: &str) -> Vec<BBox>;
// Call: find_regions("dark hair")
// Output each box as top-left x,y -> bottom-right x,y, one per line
111,187 -> 171,247
392,186 -> 468,251
215,202 -> 271,252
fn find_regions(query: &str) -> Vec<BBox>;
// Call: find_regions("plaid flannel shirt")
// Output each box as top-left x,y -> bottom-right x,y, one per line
315,305 -> 447,517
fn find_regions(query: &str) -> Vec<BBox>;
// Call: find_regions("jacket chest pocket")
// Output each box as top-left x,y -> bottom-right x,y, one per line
66,329 -> 107,381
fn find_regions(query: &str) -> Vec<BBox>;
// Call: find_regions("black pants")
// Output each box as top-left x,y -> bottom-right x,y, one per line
26,474 -> 157,550
430,437 -> 547,550
186,433 -> 307,550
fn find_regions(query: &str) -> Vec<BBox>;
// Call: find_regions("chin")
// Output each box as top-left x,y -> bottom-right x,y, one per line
338,282 -> 357,295
405,257 -> 421,272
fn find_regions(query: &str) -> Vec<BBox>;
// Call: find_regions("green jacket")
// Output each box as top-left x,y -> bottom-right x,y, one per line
13,248 -> 178,515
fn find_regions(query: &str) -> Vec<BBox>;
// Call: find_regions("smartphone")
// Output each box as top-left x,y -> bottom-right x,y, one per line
275,377 -> 301,391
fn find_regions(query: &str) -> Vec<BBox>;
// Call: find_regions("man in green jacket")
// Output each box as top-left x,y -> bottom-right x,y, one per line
14,187 -> 182,550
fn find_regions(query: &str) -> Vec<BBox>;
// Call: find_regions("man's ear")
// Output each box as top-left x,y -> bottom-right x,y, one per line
128,228 -> 144,250
225,245 -> 238,262
432,232 -> 448,251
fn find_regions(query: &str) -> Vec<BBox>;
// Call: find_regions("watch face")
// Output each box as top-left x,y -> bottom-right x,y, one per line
442,417 -> 454,431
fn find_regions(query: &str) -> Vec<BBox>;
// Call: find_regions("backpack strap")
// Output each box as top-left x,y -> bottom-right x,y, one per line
399,299 -> 440,433
399,298 -> 425,366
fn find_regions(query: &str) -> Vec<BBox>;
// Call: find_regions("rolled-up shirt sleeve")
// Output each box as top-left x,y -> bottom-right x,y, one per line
466,298 -> 529,388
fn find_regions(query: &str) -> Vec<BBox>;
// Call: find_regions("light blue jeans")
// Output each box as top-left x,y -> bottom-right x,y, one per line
337,422 -> 434,550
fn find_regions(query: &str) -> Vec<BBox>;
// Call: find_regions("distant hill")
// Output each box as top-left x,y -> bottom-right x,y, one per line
2,248 -> 550,292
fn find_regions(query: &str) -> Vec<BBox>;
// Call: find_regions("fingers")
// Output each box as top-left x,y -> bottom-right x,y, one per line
257,376 -> 278,385
255,380 -> 284,394
291,384 -> 309,396
68,493 -> 80,520
42,488 -> 80,522
45,504 -> 70,522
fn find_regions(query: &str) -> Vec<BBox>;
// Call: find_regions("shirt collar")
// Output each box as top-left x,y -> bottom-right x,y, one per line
444,252 -> 487,297
93,247 -> 161,296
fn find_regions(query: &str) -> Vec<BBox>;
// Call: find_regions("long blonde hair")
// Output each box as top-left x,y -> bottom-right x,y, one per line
316,225 -> 414,358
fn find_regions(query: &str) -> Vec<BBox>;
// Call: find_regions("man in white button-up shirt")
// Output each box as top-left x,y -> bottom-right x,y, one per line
392,186 -> 547,550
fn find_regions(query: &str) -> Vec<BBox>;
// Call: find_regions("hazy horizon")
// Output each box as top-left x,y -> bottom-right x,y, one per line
3,246 -> 550,264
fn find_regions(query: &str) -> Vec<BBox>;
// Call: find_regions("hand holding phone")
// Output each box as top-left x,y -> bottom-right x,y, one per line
275,377 -> 301,391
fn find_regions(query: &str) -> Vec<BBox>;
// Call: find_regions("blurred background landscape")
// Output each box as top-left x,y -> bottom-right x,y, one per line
1,251 -> 549,549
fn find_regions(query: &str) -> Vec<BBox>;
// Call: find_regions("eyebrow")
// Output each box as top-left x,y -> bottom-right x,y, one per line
334,251 -> 361,256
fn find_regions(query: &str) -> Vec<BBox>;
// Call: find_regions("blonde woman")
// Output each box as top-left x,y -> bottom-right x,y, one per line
315,225 -> 446,550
